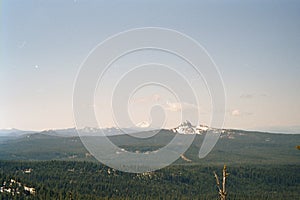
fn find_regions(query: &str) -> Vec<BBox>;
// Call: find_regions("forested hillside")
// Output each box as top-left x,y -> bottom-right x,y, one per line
0,161 -> 299,199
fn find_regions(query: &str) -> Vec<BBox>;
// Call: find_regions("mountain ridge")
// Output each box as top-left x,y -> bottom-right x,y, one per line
0,122 -> 299,165
1,122 -> 299,140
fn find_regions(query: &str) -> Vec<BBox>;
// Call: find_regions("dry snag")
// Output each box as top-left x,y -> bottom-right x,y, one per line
214,165 -> 229,200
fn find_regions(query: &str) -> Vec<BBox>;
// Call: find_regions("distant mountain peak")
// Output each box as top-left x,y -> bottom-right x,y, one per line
81,126 -> 100,133
181,120 -> 193,127
0,128 -> 36,137
172,121 -> 211,135
135,121 -> 151,128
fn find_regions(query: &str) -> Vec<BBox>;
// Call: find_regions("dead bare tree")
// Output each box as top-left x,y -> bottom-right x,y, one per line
214,165 -> 229,200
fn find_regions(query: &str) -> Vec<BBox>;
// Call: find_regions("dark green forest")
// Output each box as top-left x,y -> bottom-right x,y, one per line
0,130 -> 299,199
0,161 -> 299,200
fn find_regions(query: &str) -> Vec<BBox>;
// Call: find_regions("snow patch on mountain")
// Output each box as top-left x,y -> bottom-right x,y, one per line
172,120 -> 211,135
135,121 -> 150,128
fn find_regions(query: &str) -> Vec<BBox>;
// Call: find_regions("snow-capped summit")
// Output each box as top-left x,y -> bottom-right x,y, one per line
172,121 -> 211,135
135,121 -> 150,128
81,127 -> 101,133
196,124 -> 209,131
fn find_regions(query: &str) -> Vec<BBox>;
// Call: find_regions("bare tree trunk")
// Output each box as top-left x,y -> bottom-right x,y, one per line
214,165 -> 229,200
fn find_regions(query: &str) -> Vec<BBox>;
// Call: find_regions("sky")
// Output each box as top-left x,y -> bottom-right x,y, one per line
0,0 -> 300,133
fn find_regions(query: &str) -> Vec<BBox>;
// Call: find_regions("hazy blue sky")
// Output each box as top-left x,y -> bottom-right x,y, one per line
1,0 -> 300,133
